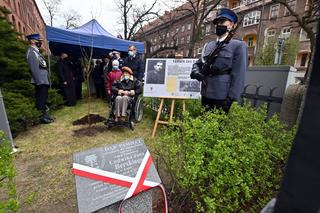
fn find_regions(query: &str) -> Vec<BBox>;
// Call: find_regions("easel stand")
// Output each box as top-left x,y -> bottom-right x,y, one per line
151,97 -> 186,138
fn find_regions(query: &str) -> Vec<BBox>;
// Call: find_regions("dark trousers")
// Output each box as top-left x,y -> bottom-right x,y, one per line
94,83 -> 105,98
62,86 -> 76,106
35,84 -> 49,111
75,80 -> 83,100
201,96 -> 232,113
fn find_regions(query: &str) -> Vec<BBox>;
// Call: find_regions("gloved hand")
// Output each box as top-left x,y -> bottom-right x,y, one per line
190,70 -> 205,81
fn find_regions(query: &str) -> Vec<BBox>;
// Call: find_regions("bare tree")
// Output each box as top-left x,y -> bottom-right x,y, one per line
42,0 -> 62,26
176,0 -> 222,57
116,0 -> 160,40
271,0 -> 319,51
63,9 -> 82,29
136,11 -> 181,58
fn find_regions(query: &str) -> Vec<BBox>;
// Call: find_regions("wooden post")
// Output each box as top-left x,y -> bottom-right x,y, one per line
152,98 -> 164,138
151,97 -> 187,139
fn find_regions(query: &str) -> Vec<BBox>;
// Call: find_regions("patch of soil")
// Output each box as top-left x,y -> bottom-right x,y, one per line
73,125 -> 107,137
73,114 -> 105,126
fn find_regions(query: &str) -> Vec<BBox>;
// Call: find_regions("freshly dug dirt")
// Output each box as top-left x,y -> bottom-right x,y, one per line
73,125 -> 108,137
72,114 -> 106,126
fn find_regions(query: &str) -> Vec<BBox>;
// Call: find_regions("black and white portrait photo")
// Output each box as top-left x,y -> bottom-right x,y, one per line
146,60 -> 166,84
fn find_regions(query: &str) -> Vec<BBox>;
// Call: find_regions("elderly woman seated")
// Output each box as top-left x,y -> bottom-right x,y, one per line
111,66 -> 143,121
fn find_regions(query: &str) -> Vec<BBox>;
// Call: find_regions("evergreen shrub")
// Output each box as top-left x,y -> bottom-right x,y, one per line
158,103 -> 295,212
0,131 -> 19,212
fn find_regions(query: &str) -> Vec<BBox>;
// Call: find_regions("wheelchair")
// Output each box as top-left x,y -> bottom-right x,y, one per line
105,94 -> 144,130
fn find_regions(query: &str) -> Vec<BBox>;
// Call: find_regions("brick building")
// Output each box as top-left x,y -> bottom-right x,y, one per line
138,0 -> 314,71
0,0 -> 47,50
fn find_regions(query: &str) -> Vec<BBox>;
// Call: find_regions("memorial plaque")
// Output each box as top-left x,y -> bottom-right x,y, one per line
73,138 -> 162,213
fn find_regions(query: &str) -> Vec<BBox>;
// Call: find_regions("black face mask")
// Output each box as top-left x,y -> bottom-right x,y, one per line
35,41 -> 42,48
215,25 -> 228,37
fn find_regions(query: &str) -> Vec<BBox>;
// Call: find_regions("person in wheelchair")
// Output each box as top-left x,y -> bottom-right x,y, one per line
111,66 -> 143,122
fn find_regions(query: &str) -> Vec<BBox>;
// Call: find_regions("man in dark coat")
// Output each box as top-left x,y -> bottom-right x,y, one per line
69,56 -> 84,100
123,45 -> 145,81
56,53 -> 76,106
92,60 -> 105,98
112,66 -> 142,121
26,33 -> 54,124
191,8 -> 248,112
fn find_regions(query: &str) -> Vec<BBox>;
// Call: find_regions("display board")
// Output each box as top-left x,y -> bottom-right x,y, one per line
143,58 -> 201,99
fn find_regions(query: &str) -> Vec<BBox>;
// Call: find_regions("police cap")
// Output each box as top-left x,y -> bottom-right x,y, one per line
26,33 -> 43,41
213,8 -> 238,24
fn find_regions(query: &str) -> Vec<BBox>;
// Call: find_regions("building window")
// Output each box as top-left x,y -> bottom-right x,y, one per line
11,15 -> 16,28
197,47 -> 203,57
247,36 -> 255,47
267,29 -> 276,37
162,43 -> 165,48
176,38 -> 179,45
284,0 -> 296,16
162,34 -> 165,39
205,24 -> 211,35
281,27 -> 291,38
300,53 -> 308,67
187,24 -> 191,31
181,25 -> 185,32
166,32 -> 169,38
270,4 -> 279,19
230,0 -> 241,9
243,10 -> 261,27
299,28 -> 310,41
176,27 -> 179,33
181,37 -> 185,44
187,35 -> 191,43
244,0 -> 259,5
170,41 -> 174,47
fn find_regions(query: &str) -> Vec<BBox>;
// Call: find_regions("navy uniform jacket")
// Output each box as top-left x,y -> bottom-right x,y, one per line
26,46 -> 50,85
192,39 -> 248,101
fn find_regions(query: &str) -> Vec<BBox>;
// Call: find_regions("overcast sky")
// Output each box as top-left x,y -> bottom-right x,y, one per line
35,0 -> 182,36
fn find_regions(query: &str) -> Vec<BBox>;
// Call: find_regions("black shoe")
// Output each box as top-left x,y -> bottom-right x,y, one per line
40,117 -> 53,124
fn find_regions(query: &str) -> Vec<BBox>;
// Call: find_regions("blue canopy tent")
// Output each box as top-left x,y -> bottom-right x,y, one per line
46,19 -> 144,58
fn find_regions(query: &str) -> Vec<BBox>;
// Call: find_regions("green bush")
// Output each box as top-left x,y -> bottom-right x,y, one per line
2,80 -> 35,98
47,88 -> 64,110
0,131 -> 19,212
3,91 -> 40,136
157,103 -> 295,212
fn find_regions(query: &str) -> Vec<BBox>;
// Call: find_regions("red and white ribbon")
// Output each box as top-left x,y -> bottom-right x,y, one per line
72,150 -> 168,213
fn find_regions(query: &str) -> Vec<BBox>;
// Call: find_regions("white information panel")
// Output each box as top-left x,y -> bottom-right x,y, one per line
143,58 -> 201,99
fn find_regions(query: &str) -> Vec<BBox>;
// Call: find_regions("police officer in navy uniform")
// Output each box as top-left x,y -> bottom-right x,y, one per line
191,8 -> 248,112
26,33 -> 54,123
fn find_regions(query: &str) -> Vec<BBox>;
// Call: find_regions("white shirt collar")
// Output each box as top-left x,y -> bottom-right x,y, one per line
217,34 -> 228,42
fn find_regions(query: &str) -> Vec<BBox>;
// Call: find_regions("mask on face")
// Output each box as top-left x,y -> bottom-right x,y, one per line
124,75 -> 129,80
215,25 -> 228,37
36,41 -> 42,48
112,66 -> 119,70
128,51 -> 135,57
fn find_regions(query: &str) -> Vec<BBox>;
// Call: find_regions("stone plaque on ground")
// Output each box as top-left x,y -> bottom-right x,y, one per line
72,138 -> 162,213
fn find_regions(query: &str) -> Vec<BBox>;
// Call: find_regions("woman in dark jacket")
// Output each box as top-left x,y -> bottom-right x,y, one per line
112,66 -> 142,121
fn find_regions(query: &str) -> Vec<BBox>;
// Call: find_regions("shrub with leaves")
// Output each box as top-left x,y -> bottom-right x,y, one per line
157,103 -> 295,212
0,131 -> 19,212
3,91 -> 40,136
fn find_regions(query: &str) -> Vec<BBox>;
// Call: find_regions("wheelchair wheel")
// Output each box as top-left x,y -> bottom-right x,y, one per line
134,97 -> 143,122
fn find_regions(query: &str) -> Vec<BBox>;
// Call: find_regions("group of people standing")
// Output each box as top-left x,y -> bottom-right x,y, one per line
92,45 -> 144,101
26,34 -> 145,124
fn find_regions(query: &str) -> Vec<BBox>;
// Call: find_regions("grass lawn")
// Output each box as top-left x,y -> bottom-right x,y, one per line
14,98 -> 157,212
